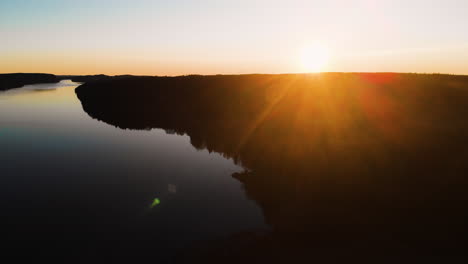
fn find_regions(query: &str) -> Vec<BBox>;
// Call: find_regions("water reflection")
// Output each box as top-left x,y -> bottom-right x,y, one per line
33,88 -> 57,92
0,80 -> 266,263
76,74 -> 468,262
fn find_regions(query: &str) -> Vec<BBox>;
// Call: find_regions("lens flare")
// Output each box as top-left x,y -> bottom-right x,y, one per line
150,198 -> 161,208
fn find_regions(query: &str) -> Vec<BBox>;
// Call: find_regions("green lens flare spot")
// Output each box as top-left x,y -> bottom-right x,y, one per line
150,198 -> 161,208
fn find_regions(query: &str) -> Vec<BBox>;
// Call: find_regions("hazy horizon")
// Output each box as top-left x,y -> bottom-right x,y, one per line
4,71 -> 468,78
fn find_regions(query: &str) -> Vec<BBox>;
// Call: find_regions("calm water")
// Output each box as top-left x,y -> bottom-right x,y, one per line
0,81 -> 266,261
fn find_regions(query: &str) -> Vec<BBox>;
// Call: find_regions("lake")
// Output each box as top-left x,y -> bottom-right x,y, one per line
0,80 -> 266,262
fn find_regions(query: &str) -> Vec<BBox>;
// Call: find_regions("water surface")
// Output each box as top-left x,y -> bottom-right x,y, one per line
0,81 -> 266,261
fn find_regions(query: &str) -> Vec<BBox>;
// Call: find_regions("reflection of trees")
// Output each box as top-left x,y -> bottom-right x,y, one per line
77,73 -> 468,260
0,73 -> 58,91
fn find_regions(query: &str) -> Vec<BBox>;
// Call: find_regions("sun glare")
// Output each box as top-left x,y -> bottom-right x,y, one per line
300,45 -> 330,73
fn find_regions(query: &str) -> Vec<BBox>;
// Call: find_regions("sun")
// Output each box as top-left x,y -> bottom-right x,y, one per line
300,45 -> 330,73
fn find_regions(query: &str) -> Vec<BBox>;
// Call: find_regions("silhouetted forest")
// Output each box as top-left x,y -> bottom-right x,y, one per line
76,73 -> 468,262
58,74 -> 138,83
0,73 -> 58,91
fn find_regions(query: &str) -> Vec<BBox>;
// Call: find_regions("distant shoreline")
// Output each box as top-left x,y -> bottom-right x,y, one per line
3,72 -> 468,92
0,73 -> 59,91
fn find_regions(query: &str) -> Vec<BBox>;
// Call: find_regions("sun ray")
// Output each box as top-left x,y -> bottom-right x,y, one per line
233,75 -> 301,155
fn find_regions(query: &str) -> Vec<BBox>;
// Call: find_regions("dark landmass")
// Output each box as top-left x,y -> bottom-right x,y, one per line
58,74 -> 112,83
0,73 -> 59,91
58,74 -> 139,83
76,73 -> 468,262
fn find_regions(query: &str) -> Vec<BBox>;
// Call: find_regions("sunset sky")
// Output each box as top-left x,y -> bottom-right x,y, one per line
1,0 -> 467,75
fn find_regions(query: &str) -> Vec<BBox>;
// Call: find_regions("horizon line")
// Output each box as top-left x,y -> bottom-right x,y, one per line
2,71 -> 468,77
